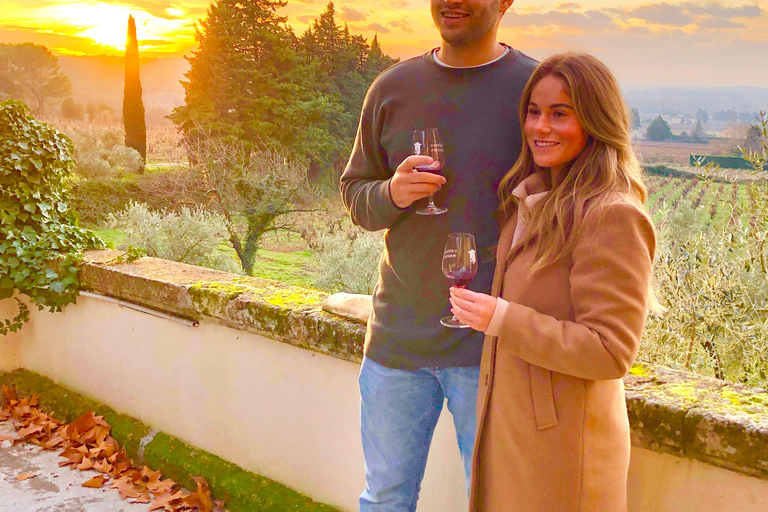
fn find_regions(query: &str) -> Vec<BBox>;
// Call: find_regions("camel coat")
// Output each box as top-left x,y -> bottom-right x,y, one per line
469,179 -> 656,512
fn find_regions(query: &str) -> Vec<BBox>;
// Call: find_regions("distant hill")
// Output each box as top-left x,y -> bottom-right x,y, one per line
624,86 -> 768,116
57,55 -> 188,124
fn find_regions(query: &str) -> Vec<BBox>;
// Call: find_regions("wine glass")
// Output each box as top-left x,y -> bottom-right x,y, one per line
440,233 -> 478,328
412,128 -> 447,216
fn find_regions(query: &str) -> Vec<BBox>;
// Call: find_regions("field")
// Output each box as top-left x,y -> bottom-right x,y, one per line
644,173 -> 747,224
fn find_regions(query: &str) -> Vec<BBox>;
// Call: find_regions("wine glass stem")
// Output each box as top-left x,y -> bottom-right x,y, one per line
428,195 -> 436,208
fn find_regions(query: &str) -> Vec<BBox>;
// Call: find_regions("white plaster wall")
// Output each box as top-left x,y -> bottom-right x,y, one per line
0,296 -> 22,372
3,295 -> 466,512
3,295 -> 768,512
628,447 -> 768,512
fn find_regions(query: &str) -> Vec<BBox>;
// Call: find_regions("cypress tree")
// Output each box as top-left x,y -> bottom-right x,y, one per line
123,14 -> 146,171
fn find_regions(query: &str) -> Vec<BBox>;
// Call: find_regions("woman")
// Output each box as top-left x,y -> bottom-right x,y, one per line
449,53 -> 656,512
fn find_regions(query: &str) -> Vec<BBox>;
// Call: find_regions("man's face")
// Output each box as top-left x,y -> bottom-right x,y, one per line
431,0 -> 505,48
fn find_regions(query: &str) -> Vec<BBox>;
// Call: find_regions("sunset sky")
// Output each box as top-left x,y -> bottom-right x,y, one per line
1,0 -> 767,86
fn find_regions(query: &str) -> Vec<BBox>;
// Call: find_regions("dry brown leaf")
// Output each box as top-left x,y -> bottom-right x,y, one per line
67,411 -> 97,439
16,423 -> 44,438
147,490 -> 185,511
16,473 -> 36,481
0,434 -> 15,445
76,457 -> 95,471
112,477 -> 143,500
147,478 -> 176,494
82,475 -> 108,488
133,492 -> 151,504
191,477 -> 215,512
93,458 -> 112,474
2,385 -> 16,401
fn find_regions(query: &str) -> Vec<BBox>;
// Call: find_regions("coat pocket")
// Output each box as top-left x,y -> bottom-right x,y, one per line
529,364 -> 558,430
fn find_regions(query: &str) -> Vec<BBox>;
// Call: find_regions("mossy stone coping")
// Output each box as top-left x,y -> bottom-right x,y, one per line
0,369 -> 340,512
80,250 -> 365,362
77,251 -> 768,480
626,363 -> 768,479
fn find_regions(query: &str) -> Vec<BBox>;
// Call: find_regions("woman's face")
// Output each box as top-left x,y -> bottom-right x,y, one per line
524,75 -> 588,178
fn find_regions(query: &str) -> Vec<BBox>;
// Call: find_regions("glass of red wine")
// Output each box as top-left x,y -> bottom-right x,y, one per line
441,233 -> 478,328
412,128 -> 447,216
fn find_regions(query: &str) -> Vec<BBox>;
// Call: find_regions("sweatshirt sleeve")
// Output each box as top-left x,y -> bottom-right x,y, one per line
339,78 -> 407,232
496,201 -> 656,380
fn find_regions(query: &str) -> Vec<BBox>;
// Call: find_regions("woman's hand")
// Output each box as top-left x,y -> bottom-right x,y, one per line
449,287 -> 498,333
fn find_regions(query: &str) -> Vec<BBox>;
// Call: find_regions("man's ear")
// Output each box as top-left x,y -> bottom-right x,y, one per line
500,0 -> 514,13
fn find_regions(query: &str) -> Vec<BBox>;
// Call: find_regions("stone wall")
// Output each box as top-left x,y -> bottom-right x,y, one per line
1,250 -> 767,511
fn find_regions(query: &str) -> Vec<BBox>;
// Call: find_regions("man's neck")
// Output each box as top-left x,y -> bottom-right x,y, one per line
436,41 -> 505,68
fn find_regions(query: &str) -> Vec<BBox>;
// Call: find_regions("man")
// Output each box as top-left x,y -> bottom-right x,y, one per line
340,0 -> 536,509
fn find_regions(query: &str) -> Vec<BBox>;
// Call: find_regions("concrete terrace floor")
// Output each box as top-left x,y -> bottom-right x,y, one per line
0,420 -> 148,512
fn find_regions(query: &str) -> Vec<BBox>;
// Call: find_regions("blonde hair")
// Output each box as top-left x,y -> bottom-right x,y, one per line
499,52 -> 648,273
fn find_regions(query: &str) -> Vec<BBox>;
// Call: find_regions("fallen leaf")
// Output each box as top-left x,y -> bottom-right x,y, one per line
147,490 -> 185,511
0,434 -> 15,445
82,475 -> 108,488
16,423 -> 44,438
16,473 -> 36,481
76,457 -> 95,471
67,412 -> 97,439
132,492 -> 151,504
93,458 -> 113,474
111,477 -> 143,500
2,385 -> 15,401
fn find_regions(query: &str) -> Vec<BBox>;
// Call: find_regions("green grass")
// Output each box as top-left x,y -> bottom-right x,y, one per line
93,228 -> 125,249
93,229 -> 317,289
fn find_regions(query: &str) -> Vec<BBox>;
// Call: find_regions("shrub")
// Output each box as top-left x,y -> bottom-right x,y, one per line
68,126 -> 143,178
642,186 -> 768,387
0,100 -> 104,334
107,202 -> 241,274
69,168 -> 208,226
312,229 -> 384,294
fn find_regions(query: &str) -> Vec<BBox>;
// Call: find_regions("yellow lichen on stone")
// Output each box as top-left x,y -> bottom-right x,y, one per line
665,383 -> 699,403
630,363 -> 653,377
262,288 -> 326,309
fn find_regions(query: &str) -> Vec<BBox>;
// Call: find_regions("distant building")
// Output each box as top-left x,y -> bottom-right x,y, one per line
720,127 -> 740,138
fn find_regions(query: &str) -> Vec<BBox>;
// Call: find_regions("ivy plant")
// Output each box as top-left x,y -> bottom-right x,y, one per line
0,100 -> 105,335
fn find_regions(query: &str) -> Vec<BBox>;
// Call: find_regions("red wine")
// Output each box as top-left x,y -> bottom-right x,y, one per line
414,164 -> 442,174
445,267 -> 476,288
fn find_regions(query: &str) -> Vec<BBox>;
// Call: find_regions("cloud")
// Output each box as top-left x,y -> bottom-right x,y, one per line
339,6 -> 365,22
359,23 -> 389,33
681,2 -> 762,18
503,2 -> 763,33
296,15 -> 315,23
698,17 -> 746,28
501,9 -> 615,31
387,19 -> 413,33
627,3 -> 694,26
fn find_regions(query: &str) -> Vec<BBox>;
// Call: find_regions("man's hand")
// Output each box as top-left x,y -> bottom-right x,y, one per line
389,155 -> 447,209
449,287 -> 498,333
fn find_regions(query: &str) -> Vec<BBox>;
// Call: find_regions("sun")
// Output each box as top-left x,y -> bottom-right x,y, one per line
47,3 -> 147,51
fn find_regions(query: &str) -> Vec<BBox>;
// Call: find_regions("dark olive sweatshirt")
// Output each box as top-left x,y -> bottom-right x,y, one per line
340,47 -> 537,369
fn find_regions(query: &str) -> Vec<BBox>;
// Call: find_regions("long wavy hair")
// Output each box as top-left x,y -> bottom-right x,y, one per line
498,52 -> 648,273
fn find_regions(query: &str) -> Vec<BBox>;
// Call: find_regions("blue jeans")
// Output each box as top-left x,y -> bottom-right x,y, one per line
358,357 -> 480,512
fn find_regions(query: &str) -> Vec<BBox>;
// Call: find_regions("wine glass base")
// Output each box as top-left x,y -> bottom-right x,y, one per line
416,206 -> 448,216
441,315 -> 471,329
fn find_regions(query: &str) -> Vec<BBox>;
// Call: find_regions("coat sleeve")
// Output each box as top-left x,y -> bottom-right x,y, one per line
339,78 -> 406,232
496,201 -> 656,380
